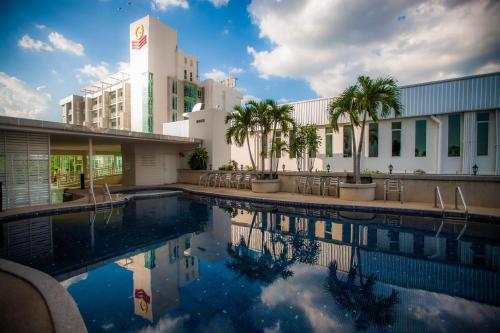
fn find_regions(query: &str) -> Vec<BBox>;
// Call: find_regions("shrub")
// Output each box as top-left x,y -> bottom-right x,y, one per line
247,165 -> 254,171
188,147 -> 208,170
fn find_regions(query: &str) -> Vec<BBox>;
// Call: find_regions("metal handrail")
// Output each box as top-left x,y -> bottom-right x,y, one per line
434,186 -> 444,213
104,183 -> 113,209
455,186 -> 468,219
90,189 -> 97,210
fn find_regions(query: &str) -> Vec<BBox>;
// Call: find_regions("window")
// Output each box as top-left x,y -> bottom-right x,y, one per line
368,123 -> 378,157
172,96 -> 177,110
275,132 -> 282,158
184,70 -> 187,80
392,122 -> 401,157
477,112 -> 489,156
289,130 -> 296,158
343,125 -> 352,157
190,72 -> 193,82
197,89 -> 202,99
415,120 -> 426,157
448,114 -> 461,156
144,72 -> 153,133
172,112 -> 177,122
172,80 -> 177,94
325,127 -> 333,157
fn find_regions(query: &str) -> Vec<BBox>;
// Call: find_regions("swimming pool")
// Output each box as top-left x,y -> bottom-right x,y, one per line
1,193 -> 499,332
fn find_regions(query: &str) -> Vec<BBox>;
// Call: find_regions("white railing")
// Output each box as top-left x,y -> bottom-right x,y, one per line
434,186 -> 444,215
455,186 -> 468,219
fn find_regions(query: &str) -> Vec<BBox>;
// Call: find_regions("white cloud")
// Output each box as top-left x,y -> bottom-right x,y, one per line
229,67 -> 244,75
48,32 -> 84,56
36,85 -> 46,91
34,23 -> 47,30
247,0 -> 500,96
76,62 -> 111,83
0,72 -> 51,119
203,69 -> 228,81
116,61 -> 130,74
242,94 -> 261,104
18,34 -> 53,52
151,0 -> 189,11
223,27 -> 229,35
209,0 -> 230,8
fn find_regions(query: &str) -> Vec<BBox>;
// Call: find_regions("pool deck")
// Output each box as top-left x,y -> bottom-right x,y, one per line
1,183 -> 499,222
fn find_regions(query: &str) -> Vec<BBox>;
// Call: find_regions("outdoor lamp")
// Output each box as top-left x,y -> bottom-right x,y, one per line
327,164 -> 331,172
389,164 -> 393,174
472,164 -> 478,175
282,164 -> 285,172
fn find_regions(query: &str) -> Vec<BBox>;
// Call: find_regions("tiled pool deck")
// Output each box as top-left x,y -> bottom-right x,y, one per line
1,183 -> 499,222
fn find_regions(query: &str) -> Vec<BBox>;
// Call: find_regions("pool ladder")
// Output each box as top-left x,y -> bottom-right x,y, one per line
434,186 -> 468,220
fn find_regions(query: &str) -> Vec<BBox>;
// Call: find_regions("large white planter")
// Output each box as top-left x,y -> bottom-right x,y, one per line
339,182 -> 376,201
251,179 -> 280,193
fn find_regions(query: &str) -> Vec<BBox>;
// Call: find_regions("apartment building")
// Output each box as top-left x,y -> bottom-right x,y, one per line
60,15 -> 241,133
59,94 -> 85,125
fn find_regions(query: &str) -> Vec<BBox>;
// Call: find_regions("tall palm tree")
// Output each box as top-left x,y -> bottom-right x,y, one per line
355,76 -> 402,180
225,103 -> 257,171
329,85 -> 361,181
247,99 -> 273,178
271,139 -> 288,175
268,102 -> 295,175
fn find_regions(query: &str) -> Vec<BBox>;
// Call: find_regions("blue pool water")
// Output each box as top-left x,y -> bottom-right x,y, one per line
1,194 -> 500,332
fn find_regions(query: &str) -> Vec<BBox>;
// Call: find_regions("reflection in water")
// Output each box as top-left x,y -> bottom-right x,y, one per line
1,194 -> 500,332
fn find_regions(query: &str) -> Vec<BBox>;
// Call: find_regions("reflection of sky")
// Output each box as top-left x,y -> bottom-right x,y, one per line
63,246 -> 500,333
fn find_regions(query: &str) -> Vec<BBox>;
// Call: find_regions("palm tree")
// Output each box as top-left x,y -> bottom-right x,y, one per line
271,139 -> 288,175
329,76 -> 401,183
355,76 -> 402,181
268,102 -> 295,175
329,85 -> 360,181
225,103 -> 257,171
247,99 -> 274,178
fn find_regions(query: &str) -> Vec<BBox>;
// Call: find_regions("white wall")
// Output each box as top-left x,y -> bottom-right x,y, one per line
133,143 -> 180,185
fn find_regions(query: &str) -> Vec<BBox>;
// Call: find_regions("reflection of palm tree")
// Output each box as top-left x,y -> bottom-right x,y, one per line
289,231 -> 320,265
325,229 -> 398,332
227,237 -> 293,283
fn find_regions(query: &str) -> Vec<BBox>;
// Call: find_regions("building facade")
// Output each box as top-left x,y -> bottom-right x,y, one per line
60,16 -> 241,134
188,72 -> 499,175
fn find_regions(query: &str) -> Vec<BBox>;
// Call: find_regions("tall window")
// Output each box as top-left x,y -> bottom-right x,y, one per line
343,125 -> 352,157
190,72 -> 193,81
368,123 -> 378,157
477,112 -> 489,156
172,96 -> 177,110
391,122 -> 401,157
415,120 -> 427,157
172,80 -> 177,94
289,130 -> 296,158
325,127 -> 333,157
184,70 -> 187,80
448,114 -> 461,156
172,112 -> 177,122
144,72 -> 153,133
275,132 -> 282,158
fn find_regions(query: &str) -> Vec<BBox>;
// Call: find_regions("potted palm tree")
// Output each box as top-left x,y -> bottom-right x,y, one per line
329,76 -> 402,201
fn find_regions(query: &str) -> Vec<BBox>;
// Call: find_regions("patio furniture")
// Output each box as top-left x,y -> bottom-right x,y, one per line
198,173 -> 209,187
219,173 -> 232,187
310,176 -> 322,195
231,173 -> 243,188
384,179 -> 404,203
238,174 -> 252,189
323,177 -> 340,197
208,173 -> 221,187
295,176 -> 309,194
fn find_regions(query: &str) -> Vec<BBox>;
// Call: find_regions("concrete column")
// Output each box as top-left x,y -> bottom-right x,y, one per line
496,110 -> 500,175
89,137 -> 94,199
462,112 -> 476,174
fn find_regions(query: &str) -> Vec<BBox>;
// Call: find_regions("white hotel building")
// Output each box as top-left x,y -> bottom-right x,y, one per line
58,16 -> 499,176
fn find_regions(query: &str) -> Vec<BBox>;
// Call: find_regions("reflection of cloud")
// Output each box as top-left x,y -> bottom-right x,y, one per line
60,272 -> 88,289
260,263 -> 500,333
137,314 -> 189,333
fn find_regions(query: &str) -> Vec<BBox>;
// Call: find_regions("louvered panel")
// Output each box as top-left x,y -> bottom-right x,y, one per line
0,130 -> 49,209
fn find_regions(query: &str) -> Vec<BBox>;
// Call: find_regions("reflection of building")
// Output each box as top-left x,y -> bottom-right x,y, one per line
230,211 -> 500,305
0,217 -> 53,264
116,235 -> 199,322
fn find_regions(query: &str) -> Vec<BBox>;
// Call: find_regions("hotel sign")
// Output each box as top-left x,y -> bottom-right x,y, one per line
132,24 -> 147,50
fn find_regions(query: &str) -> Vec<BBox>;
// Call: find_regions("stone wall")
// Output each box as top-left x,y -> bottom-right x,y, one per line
177,169 -> 500,208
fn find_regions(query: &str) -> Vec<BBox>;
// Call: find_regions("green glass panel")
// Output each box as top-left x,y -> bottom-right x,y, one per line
368,123 -> 378,157
392,122 -> 401,157
448,114 -> 461,157
477,112 -> 489,156
415,120 -> 426,157
343,125 -> 352,157
325,127 -> 333,157
144,250 -> 156,269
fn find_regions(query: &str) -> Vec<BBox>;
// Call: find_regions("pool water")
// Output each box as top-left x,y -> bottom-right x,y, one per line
1,194 -> 500,332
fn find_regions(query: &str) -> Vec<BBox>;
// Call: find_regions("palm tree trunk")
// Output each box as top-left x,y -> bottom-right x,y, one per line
351,123 -> 358,184
246,133 -> 256,171
356,112 -> 367,184
269,124 -> 277,175
260,133 -> 266,178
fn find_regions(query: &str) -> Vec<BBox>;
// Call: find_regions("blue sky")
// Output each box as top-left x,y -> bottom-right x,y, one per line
1,0 -> 499,122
